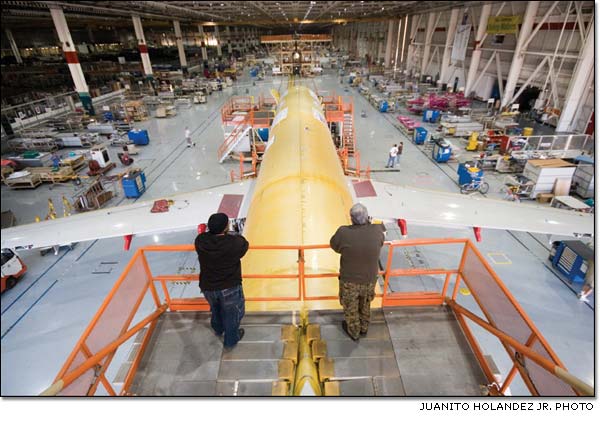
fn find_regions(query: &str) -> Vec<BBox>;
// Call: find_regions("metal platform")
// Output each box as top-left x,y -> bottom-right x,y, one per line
128,311 -> 295,396
127,306 -> 486,396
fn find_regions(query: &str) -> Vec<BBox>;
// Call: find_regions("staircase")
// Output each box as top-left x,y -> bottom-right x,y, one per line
217,120 -> 251,163
342,102 -> 355,156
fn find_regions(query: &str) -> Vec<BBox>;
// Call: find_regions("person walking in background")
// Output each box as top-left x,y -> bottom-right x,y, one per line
396,141 -> 403,166
330,204 -> 386,341
195,213 -> 249,349
385,144 -> 398,168
185,126 -> 195,147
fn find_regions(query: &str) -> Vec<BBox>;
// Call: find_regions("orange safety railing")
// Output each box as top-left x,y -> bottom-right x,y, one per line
248,109 -> 275,128
47,239 -> 592,396
317,90 -> 337,105
258,93 -> 277,109
338,148 -> 363,178
220,96 -> 254,124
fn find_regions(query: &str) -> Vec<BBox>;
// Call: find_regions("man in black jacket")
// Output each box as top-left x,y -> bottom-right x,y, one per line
195,213 -> 249,349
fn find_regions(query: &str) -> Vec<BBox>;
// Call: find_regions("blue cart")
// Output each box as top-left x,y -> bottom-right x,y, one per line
413,127 -> 428,144
550,241 -> 594,284
457,162 -> 483,185
432,139 -> 452,163
128,129 -> 150,145
122,170 -> 146,198
422,109 -> 440,123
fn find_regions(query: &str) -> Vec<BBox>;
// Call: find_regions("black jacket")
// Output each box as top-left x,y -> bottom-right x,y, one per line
195,232 -> 249,291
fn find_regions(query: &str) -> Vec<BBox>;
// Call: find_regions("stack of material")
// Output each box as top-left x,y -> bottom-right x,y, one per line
440,115 -> 484,137
60,155 -> 86,172
7,138 -> 58,152
522,159 -> 576,199
397,116 -> 419,136
124,101 -> 148,121
572,164 -> 594,199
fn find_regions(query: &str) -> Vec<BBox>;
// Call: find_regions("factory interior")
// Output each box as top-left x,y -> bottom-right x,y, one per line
0,0 -> 596,403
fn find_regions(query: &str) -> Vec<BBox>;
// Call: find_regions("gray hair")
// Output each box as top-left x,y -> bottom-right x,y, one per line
350,203 -> 369,225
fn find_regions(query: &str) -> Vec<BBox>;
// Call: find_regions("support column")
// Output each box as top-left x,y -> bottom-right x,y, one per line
173,20 -> 187,74
5,28 -> 23,64
399,15 -> 408,69
392,19 -> 402,75
215,26 -> 222,58
384,20 -> 395,68
198,25 -> 208,62
407,15 -> 420,74
440,8 -> 459,83
49,7 -> 94,114
347,26 -> 352,55
338,26 -> 352,51
132,15 -> 153,79
421,12 -> 436,75
226,26 -> 233,55
556,23 -> 594,132
501,2 -> 540,108
465,4 -> 491,95
376,28 -> 383,63
87,26 -> 95,43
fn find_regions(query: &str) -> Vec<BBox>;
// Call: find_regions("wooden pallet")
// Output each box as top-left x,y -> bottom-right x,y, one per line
25,166 -> 75,183
61,155 -> 86,172
4,173 -> 42,189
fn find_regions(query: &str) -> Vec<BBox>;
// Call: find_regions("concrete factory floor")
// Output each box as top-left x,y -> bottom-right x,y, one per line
0,71 -> 594,396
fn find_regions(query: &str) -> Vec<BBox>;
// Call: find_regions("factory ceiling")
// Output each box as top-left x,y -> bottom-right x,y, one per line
2,1 -> 489,29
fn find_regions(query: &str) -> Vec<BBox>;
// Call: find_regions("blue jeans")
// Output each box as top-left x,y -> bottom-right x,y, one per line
386,155 -> 397,168
203,285 -> 245,348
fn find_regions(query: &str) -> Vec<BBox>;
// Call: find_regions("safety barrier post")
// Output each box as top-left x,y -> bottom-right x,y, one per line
453,241 -> 470,299
381,243 -> 395,305
239,153 -> 245,180
140,251 -> 161,308
441,272 -> 452,298
298,247 -> 305,301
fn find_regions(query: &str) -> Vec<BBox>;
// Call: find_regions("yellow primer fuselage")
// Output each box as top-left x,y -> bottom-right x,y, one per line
241,86 -> 364,311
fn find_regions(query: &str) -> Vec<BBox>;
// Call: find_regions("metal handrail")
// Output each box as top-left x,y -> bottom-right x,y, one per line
45,238 -> 592,397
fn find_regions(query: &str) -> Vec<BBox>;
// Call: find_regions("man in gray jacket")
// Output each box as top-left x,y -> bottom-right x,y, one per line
330,203 -> 385,341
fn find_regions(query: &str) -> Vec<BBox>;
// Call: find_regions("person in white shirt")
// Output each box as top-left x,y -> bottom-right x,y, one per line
185,127 -> 195,147
385,144 -> 398,168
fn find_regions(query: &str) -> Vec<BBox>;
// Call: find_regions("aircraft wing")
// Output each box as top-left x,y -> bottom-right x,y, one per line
1,180 -> 256,251
349,179 -> 594,238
